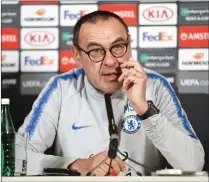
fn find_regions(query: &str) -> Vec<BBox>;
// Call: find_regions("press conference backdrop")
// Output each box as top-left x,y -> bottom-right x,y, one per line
1,0 -> 209,171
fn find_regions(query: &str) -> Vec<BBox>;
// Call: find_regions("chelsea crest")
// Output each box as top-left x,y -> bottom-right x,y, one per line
122,115 -> 141,134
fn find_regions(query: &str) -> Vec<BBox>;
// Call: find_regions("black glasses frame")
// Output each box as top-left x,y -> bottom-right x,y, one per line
75,35 -> 130,63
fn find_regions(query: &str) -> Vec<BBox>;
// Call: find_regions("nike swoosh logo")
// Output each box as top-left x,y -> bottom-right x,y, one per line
72,123 -> 92,130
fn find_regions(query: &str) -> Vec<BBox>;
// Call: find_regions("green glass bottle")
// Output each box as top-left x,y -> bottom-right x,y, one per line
1,98 -> 15,176
1,143 -> 4,175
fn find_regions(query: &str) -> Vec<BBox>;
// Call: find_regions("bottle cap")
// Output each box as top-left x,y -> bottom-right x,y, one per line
1,98 -> 10,105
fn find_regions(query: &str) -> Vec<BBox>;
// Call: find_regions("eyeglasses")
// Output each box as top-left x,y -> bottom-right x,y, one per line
75,36 -> 130,63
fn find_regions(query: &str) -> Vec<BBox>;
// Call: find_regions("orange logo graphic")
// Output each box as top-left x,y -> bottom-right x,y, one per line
1,55 -> 6,62
193,52 -> 204,60
35,9 -> 46,16
42,56 -> 54,65
81,10 -> 87,16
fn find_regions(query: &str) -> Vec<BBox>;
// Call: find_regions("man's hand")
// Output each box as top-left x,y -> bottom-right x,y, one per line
118,59 -> 148,115
69,151 -> 125,176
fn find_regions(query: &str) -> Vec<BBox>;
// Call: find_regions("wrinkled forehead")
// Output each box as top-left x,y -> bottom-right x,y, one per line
78,18 -> 128,47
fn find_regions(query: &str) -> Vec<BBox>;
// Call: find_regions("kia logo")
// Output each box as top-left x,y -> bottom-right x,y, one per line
24,30 -> 55,46
143,6 -> 174,22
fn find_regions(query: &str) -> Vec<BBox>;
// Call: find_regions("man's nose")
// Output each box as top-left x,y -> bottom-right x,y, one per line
103,51 -> 118,67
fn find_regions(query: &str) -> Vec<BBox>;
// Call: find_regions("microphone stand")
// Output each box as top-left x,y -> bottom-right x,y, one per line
104,94 -> 155,176
86,94 -> 118,176
104,94 -> 119,160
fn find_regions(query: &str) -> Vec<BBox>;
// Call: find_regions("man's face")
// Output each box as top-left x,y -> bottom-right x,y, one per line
73,18 -> 132,94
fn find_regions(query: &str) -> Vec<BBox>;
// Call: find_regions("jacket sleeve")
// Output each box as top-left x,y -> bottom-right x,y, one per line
141,73 -> 205,171
16,76 -> 77,175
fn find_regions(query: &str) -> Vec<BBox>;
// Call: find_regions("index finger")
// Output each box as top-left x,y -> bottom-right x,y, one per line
115,156 -> 126,172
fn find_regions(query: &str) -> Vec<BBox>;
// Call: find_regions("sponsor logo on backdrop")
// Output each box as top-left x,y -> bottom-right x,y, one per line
139,3 -> 177,25
2,5 -> 20,26
60,5 -> 98,26
2,78 -> 17,89
60,50 -> 80,72
64,10 -> 86,20
193,52 -> 204,60
179,26 -> 209,47
161,73 -> 176,84
62,32 -> 73,46
179,2 -> 209,25
99,4 -> 137,25
2,28 -> 19,49
1,51 -> 19,73
21,51 -> 58,72
179,49 -> 209,70
139,49 -> 176,73
139,26 -> 177,48
59,27 -> 74,49
128,27 -> 137,48
21,5 -> 58,26
177,72 -> 208,94
165,76 -> 175,84
141,54 -> 174,63
21,28 -> 58,49
22,79 -> 47,89
21,73 -> 56,95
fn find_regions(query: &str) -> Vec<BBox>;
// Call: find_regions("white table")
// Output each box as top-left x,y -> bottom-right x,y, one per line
2,176 -> 209,182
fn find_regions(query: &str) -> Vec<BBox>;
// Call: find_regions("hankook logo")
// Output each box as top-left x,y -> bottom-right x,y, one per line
21,5 -> 58,26
179,49 -> 208,70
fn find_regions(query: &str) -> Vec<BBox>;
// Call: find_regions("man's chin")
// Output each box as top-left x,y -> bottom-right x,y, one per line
101,82 -> 122,94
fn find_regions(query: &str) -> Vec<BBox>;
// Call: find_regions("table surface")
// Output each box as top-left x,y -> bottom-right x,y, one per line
1,176 -> 209,182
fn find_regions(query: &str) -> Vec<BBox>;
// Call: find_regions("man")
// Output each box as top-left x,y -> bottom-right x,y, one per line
16,11 -> 205,176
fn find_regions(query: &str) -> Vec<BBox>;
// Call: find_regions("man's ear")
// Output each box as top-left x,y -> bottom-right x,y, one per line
72,45 -> 82,67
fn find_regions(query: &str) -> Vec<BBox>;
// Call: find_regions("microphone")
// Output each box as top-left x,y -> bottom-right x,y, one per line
103,94 -> 157,176
104,93 -> 119,159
